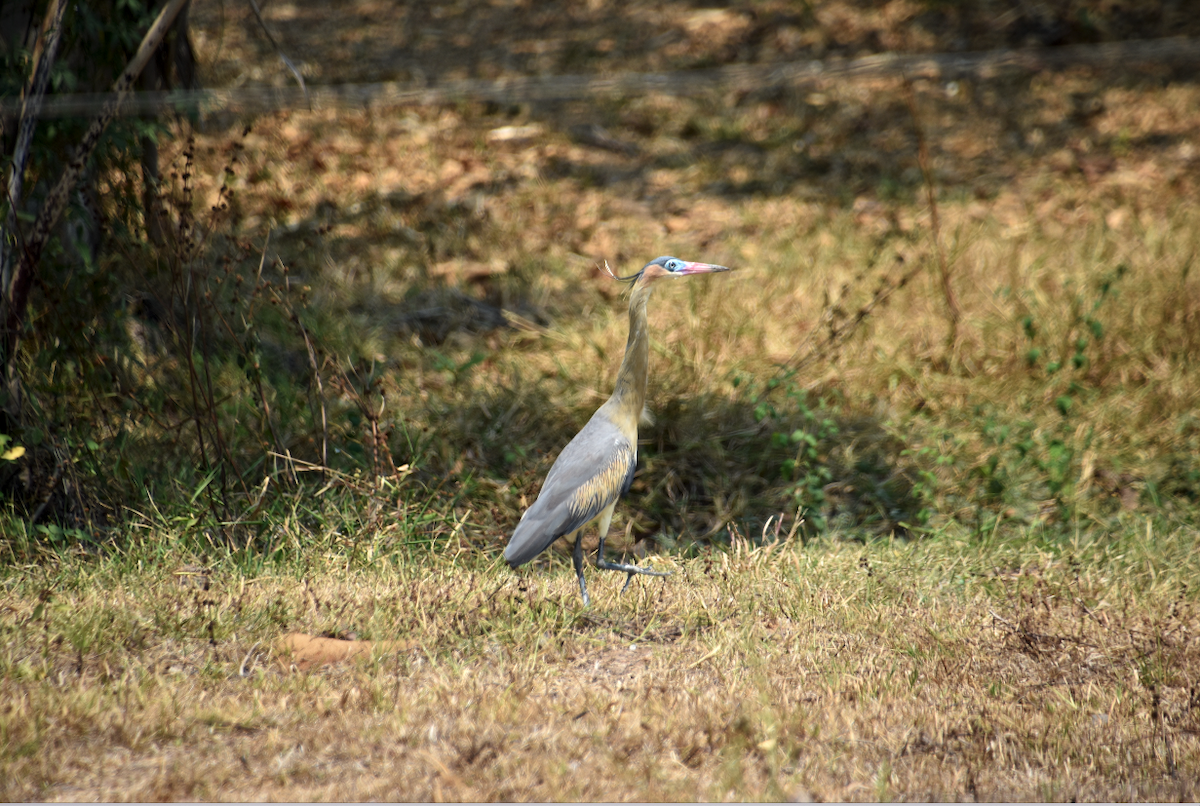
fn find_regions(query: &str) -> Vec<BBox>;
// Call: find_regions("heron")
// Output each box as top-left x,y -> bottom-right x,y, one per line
504,255 -> 731,605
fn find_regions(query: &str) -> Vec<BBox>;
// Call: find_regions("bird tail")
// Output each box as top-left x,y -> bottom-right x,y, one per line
503,513 -> 541,567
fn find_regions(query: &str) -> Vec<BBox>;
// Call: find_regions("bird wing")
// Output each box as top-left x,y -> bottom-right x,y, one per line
504,415 -> 636,567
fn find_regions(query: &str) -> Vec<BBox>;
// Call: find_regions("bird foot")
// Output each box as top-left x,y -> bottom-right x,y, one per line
597,559 -> 672,578
596,559 -> 672,596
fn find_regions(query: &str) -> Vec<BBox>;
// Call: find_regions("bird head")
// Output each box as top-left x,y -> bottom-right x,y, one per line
614,255 -> 730,286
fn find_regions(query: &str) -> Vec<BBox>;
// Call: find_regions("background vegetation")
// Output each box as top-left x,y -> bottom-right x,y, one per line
1,0 -> 1198,800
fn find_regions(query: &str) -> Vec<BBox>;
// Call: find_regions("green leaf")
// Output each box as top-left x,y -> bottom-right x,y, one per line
189,470 -> 218,505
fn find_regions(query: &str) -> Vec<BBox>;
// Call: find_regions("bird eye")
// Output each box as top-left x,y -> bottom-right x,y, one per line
666,260 -> 679,271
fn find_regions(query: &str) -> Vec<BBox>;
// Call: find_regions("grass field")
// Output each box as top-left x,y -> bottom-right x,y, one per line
3,522 -> 1198,800
3,0 -> 1200,800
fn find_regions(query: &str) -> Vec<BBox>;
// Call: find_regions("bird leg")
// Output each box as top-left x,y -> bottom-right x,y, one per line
595,530 -> 671,596
572,532 -> 590,607
592,507 -> 672,595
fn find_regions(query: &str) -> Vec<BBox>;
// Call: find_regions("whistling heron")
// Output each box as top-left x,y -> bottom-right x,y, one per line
504,256 -> 731,605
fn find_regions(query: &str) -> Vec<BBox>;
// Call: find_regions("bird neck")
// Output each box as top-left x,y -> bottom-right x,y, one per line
607,282 -> 652,422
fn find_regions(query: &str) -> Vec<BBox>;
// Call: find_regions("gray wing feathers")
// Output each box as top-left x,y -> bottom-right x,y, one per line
504,416 -> 636,567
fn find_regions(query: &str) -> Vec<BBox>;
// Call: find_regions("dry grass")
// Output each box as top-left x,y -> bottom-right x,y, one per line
5,0 -> 1200,800
162,66 -> 1200,541
2,525 -> 1198,801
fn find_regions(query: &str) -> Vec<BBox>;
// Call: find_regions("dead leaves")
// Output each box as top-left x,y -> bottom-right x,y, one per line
276,632 -> 416,671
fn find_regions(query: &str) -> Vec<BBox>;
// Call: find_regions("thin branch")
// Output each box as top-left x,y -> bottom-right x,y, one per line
4,0 -> 67,222
294,311 -> 328,477
783,257 -> 926,380
246,0 -> 308,105
1,0 -> 68,407
2,0 -> 192,371
903,76 -> 960,353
